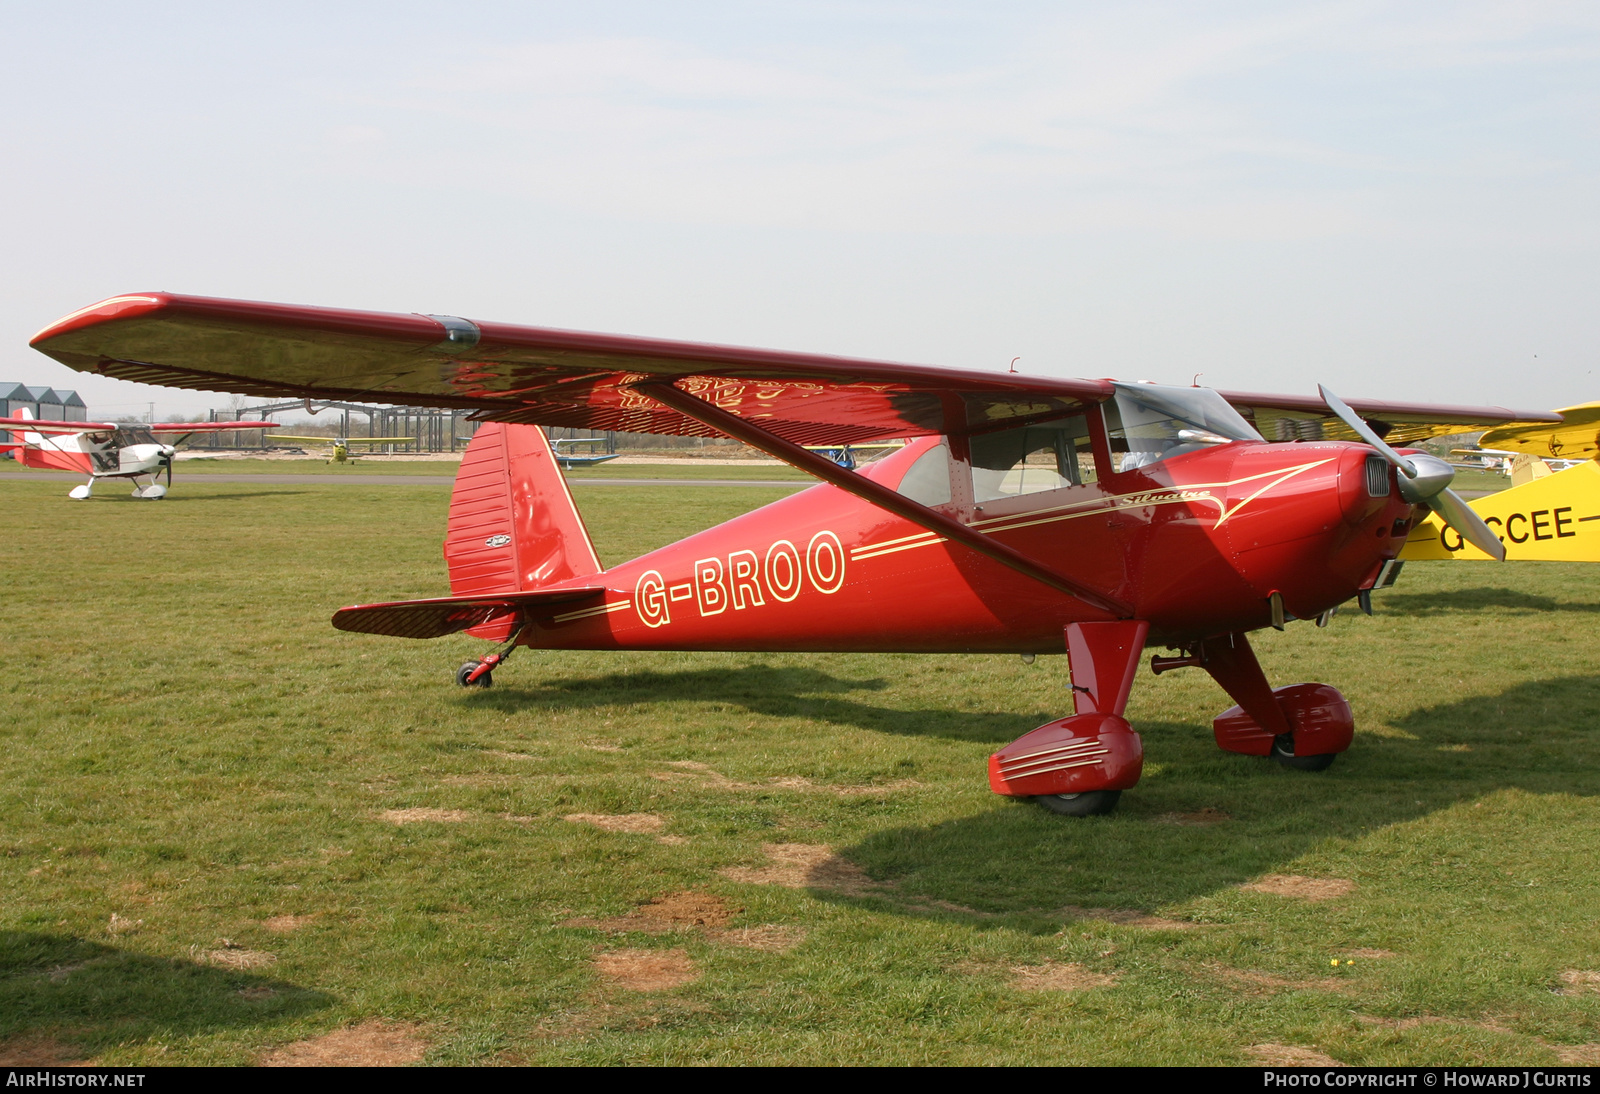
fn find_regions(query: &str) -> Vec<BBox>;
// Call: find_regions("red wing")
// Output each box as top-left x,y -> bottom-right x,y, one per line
332,586 -> 606,640
149,420 -> 277,432
0,416 -> 120,433
0,417 -> 277,436
31,293 -> 1110,444
31,292 -> 1559,445
1220,390 -> 1561,445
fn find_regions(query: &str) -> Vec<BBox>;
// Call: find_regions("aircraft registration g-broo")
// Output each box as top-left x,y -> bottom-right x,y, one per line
27,293 -> 1589,815
0,408 -> 278,498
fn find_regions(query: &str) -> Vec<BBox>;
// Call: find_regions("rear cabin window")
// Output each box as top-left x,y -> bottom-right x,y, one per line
969,416 -> 1096,503
895,442 -> 953,507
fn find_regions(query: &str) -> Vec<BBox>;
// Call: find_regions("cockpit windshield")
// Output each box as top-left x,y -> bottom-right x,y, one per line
113,427 -> 157,446
1104,383 -> 1262,472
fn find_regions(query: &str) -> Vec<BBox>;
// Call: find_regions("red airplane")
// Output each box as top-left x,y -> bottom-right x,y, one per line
28,293 -> 1564,815
1,409 -> 278,498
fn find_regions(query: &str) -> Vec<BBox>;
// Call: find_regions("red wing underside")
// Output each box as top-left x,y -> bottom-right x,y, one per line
29,294 -> 1558,446
26,295 -> 1102,445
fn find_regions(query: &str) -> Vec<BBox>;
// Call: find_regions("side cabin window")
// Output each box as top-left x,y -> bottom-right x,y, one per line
113,427 -> 157,446
969,416 -> 1096,504
1101,382 -> 1262,473
83,431 -> 118,473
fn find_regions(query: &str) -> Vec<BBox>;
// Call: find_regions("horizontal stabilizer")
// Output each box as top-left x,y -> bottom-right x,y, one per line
332,587 -> 606,639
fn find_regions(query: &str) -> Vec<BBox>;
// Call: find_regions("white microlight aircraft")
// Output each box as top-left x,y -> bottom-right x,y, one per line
0,410 -> 278,498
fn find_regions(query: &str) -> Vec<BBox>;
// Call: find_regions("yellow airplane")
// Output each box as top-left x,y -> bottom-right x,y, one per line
266,435 -> 417,463
1478,401 -> 1600,461
801,441 -> 905,471
1401,403 -> 1600,562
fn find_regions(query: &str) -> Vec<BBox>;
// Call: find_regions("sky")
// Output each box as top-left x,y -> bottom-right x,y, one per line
1,1 -> 1597,420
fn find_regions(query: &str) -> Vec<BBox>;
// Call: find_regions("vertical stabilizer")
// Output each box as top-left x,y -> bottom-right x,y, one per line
13,408 -> 92,473
1510,452 -> 1554,486
445,424 -> 603,604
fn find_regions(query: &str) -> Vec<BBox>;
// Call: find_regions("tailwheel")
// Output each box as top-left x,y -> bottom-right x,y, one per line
1035,790 -> 1121,817
1271,734 -> 1337,772
454,623 -> 525,690
456,661 -> 492,688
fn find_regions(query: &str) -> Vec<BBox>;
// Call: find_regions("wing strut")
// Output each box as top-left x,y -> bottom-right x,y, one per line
634,380 -> 1133,618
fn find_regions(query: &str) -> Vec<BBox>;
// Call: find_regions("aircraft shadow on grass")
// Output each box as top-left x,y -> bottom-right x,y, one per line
463,663 -> 1600,914
805,673 -> 1600,919
0,931 -> 331,1056
1379,586 -> 1600,615
467,663 -> 1047,744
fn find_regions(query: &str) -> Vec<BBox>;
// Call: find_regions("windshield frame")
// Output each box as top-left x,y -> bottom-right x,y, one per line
1100,382 -> 1262,474
1109,383 -> 1263,444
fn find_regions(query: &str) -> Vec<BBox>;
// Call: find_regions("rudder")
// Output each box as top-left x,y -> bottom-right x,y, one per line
445,424 -> 603,637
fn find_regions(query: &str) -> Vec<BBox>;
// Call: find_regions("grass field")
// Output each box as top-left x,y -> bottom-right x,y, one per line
1,477 -> 1597,1066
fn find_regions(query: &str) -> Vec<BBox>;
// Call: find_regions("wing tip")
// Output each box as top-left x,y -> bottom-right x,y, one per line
30,292 -> 175,347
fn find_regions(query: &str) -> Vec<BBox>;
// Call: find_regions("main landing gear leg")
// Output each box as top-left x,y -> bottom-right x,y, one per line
1189,632 -> 1353,771
455,623 -> 527,689
989,620 -> 1151,817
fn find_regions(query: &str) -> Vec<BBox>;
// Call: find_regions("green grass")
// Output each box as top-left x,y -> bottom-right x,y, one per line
1,479 -> 1596,1065
1450,468 -> 1512,495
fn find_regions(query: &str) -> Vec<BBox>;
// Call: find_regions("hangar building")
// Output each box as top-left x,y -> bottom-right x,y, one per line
1,383 -> 88,453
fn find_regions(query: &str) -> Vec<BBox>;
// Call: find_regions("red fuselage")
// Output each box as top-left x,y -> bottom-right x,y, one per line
519,436 -> 1414,655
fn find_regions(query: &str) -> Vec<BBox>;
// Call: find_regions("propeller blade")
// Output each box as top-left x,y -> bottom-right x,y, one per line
165,457 -> 173,488
1427,487 -> 1507,562
1318,385 -> 1416,479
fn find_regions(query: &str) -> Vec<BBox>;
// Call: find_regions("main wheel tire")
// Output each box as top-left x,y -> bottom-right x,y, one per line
1035,790 -> 1121,817
1271,734 -> 1336,772
455,662 -> 492,688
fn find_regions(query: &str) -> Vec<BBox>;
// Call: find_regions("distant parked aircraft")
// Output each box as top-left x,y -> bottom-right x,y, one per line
0,409 -> 278,498
551,438 -> 621,468
266,435 -> 416,463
